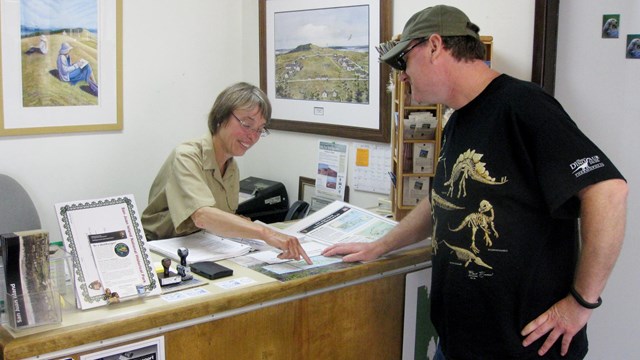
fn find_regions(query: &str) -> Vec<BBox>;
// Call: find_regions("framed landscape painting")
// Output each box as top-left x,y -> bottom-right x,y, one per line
260,0 -> 392,142
0,0 -> 122,136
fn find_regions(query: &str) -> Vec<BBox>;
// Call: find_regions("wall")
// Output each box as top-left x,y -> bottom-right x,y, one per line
555,1 -> 639,358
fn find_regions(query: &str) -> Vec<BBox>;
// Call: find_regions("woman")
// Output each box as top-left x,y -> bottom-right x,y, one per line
56,42 -> 98,95
142,82 -> 311,264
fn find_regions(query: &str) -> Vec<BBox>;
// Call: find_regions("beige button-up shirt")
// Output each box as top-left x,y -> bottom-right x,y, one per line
142,134 -> 239,240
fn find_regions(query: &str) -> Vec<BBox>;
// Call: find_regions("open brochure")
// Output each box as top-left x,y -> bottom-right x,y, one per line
284,200 -> 397,246
226,202 -> 401,282
147,231 -> 251,263
55,195 -> 161,310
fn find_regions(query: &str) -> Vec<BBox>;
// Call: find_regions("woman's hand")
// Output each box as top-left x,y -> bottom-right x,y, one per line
263,228 -> 312,265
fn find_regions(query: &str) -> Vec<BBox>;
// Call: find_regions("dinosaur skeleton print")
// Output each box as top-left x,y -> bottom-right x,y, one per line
432,146 -> 508,278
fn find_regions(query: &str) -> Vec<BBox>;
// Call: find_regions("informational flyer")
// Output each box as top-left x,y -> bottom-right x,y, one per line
55,195 -> 161,309
316,140 -> 349,201
413,142 -> 435,173
402,176 -> 430,206
285,200 -> 397,246
89,230 -> 148,299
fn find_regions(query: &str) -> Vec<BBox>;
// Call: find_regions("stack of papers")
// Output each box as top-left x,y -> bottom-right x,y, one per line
148,231 -> 251,263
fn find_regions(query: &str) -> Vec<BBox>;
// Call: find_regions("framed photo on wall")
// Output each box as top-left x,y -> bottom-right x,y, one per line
0,0 -> 123,136
259,0 -> 392,142
299,175 -> 349,214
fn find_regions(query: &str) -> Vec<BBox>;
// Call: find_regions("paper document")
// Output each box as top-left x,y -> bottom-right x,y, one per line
148,231 -> 251,263
316,140 -> 349,201
285,201 -> 397,246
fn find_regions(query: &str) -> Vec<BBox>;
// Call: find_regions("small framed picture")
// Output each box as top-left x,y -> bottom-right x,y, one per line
601,14 -> 620,39
626,34 -> 640,59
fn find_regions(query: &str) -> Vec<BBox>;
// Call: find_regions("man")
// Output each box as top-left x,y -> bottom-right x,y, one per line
322,5 -> 627,359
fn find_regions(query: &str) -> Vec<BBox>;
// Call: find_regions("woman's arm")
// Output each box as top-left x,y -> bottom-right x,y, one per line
192,206 -> 312,264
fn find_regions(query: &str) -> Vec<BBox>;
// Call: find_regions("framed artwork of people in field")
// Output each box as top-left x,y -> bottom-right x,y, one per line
0,0 -> 122,136
260,0 -> 392,142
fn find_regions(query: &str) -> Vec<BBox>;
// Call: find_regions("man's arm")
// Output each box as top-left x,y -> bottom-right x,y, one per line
322,196 -> 433,262
522,178 -> 627,356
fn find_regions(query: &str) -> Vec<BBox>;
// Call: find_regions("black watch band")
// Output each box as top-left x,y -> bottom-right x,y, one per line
570,286 -> 602,309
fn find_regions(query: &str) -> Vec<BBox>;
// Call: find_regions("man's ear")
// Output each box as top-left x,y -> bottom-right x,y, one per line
428,34 -> 443,52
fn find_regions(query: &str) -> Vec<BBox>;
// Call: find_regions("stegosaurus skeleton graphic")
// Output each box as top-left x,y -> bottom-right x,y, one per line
443,149 -> 508,198
449,200 -> 499,254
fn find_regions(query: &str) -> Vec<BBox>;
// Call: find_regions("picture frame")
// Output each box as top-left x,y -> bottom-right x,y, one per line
298,176 -> 316,203
0,0 -> 123,136
259,0 -> 392,143
298,176 -> 349,203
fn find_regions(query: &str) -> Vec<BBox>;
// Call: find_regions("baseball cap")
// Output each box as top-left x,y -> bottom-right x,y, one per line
379,5 -> 480,69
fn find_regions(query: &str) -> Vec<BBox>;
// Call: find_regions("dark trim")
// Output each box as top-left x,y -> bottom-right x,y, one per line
532,0 -> 559,95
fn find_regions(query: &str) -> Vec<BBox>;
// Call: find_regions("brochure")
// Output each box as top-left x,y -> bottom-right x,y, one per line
284,200 -> 397,246
0,230 -> 59,329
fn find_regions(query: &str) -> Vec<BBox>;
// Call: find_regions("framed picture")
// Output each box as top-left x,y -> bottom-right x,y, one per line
626,34 -> 640,59
259,0 -> 392,142
298,176 -> 316,202
299,176 -> 349,205
0,0 -> 123,136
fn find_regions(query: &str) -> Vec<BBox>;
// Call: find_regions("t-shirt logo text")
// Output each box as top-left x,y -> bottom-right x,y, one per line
570,156 -> 604,178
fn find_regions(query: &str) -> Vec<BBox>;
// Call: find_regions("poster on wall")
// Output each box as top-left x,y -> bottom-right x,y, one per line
316,140 -> 348,202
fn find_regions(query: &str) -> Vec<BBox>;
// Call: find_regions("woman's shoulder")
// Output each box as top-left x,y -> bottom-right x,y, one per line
173,134 -> 212,159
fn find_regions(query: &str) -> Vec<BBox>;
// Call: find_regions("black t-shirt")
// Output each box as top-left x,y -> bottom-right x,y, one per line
430,74 -> 624,359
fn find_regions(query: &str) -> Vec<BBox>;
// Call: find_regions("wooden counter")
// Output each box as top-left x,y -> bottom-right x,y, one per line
0,246 -> 430,360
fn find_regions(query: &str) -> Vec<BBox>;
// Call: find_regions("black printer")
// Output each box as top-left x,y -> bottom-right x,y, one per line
236,177 -> 289,223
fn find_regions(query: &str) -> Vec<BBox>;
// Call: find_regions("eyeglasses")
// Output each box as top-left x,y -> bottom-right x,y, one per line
231,112 -> 270,138
390,37 -> 428,71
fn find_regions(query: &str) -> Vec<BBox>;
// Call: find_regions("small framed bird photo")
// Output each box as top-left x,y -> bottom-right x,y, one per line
601,14 -> 619,39
626,34 -> 640,59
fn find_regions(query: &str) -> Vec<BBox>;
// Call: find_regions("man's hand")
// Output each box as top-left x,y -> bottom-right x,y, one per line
521,295 -> 592,356
321,242 -> 383,262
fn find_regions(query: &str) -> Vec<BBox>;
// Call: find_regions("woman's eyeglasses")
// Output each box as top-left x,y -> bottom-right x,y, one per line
231,113 -> 270,138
